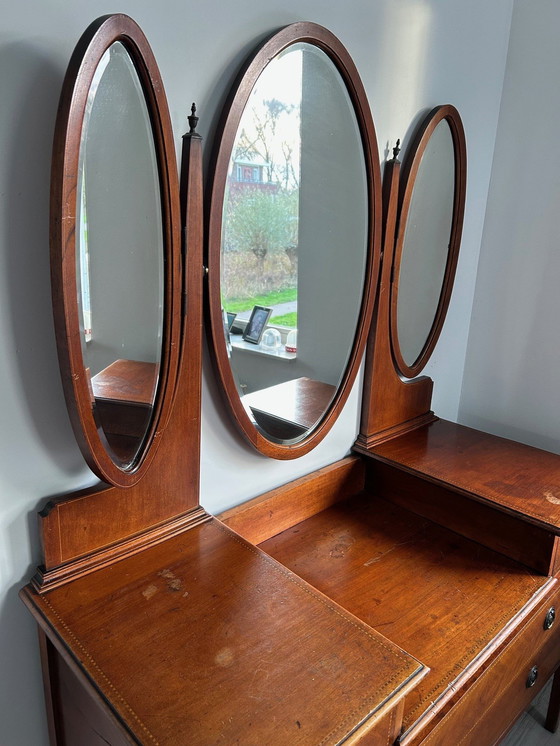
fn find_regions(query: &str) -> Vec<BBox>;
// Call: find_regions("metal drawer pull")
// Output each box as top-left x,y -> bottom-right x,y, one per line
526,666 -> 539,688
544,607 -> 556,630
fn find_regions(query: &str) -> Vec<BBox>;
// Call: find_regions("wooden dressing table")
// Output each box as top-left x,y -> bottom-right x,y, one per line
20,15 -> 560,746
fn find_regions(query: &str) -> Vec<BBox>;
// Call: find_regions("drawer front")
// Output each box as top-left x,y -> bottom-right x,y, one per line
417,584 -> 560,746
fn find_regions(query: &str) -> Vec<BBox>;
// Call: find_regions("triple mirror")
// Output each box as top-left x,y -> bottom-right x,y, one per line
206,23 -> 382,459
51,17 -> 466,477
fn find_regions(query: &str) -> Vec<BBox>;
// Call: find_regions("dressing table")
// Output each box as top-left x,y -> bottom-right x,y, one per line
20,14 -> 560,746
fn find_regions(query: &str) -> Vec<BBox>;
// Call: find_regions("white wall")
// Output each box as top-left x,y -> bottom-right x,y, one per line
0,1 -> 513,743
459,0 -> 560,454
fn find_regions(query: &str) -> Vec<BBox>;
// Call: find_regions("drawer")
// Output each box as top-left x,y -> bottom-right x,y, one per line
412,583 -> 560,746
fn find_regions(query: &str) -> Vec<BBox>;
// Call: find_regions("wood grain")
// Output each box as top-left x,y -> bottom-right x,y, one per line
260,492 -> 551,736
219,456 -> 365,544
39,99 -> 204,576
356,154 -> 435,449
367,460 -> 558,575
22,519 -> 425,745
368,419 -> 560,533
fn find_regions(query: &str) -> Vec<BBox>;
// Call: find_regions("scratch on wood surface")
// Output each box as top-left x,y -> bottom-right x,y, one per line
545,491 -> 560,505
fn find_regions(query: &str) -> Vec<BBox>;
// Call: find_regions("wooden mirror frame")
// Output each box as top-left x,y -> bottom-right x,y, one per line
206,22 -> 382,460
390,104 -> 466,379
50,14 -> 182,487
356,104 -> 466,451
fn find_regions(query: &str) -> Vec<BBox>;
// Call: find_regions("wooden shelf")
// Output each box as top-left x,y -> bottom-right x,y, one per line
360,419 -> 560,533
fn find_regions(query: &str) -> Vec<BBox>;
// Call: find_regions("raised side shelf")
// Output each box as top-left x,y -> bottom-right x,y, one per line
357,419 -> 560,533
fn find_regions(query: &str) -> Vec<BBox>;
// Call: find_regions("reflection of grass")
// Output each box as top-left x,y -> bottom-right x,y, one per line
270,312 -> 297,328
225,287 -> 296,313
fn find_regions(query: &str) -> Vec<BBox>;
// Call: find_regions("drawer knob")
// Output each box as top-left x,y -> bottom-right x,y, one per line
526,666 -> 539,688
544,607 -> 556,630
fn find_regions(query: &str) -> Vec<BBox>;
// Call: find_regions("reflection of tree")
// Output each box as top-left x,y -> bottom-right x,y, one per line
235,98 -> 299,190
224,188 -> 298,263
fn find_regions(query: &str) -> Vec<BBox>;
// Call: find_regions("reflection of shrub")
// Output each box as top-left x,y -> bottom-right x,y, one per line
223,188 -> 298,262
222,252 -> 296,302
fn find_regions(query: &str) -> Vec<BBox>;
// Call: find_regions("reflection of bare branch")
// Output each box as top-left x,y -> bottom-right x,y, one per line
233,99 -> 300,190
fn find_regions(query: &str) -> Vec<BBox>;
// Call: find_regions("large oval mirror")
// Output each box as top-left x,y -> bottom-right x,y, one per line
51,15 -> 181,486
390,105 -> 466,378
207,23 -> 381,459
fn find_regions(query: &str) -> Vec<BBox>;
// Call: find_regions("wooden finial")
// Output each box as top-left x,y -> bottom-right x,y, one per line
392,139 -> 401,160
188,103 -> 199,134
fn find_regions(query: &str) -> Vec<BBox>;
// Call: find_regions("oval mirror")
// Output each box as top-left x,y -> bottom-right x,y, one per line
207,23 -> 381,459
51,15 -> 181,486
390,105 -> 466,378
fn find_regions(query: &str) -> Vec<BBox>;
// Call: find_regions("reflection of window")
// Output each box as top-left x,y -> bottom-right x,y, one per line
79,168 -> 92,342
236,164 -> 262,183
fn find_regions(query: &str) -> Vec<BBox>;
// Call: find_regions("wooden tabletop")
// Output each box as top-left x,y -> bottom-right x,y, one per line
22,518 -> 424,745
366,419 -> 560,533
243,377 -> 336,431
91,359 -> 158,406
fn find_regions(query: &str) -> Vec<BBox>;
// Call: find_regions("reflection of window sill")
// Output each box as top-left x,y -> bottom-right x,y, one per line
230,336 -> 296,361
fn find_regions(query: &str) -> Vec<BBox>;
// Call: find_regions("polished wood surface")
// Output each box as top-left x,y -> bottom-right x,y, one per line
205,22 -> 382,459
38,116 -> 204,577
220,456 -> 365,544
369,419 -> 560,533
22,518 -> 425,745
410,588 -> 560,745
50,15 -> 182,487
91,360 -> 158,406
244,377 -> 336,439
356,154 -> 435,450
367,460 -> 559,576
260,492 -> 553,739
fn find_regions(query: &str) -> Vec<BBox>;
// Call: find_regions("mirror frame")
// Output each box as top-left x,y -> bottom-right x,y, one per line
50,14 -> 182,487
389,104 -> 466,379
206,22 -> 382,459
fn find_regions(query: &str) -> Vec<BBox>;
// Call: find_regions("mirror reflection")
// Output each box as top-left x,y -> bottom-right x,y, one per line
220,42 -> 368,442
76,41 -> 164,468
396,119 -> 455,368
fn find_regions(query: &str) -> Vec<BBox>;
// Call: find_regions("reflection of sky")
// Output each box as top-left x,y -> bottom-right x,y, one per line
229,47 -> 303,186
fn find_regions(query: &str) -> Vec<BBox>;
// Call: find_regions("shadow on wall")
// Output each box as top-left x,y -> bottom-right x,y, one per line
0,41 -> 91,485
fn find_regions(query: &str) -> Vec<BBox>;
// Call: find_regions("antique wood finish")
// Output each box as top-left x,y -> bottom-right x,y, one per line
50,14 -> 182,487
243,377 -> 336,440
220,455 -> 365,544
22,518 -> 426,746
355,153 -> 435,452
369,419 -> 560,534
405,586 -> 560,746
260,492 -> 555,742
37,116 -> 204,578
367,460 -> 560,576
205,22 -> 382,459
390,105 -> 467,379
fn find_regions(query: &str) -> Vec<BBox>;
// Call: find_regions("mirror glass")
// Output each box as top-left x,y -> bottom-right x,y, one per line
219,42 -> 368,443
396,120 -> 455,368
76,41 -> 164,468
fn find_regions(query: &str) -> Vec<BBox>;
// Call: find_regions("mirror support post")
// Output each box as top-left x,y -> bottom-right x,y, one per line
355,151 -> 435,452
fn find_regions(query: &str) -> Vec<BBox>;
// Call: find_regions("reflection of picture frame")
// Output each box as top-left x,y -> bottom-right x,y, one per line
243,306 -> 272,344
226,311 -> 237,330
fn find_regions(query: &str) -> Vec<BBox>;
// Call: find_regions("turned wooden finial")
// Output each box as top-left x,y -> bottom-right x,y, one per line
188,103 -> 199,134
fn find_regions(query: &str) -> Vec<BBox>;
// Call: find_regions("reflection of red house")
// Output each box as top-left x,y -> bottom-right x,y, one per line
228,157 -> 279,197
